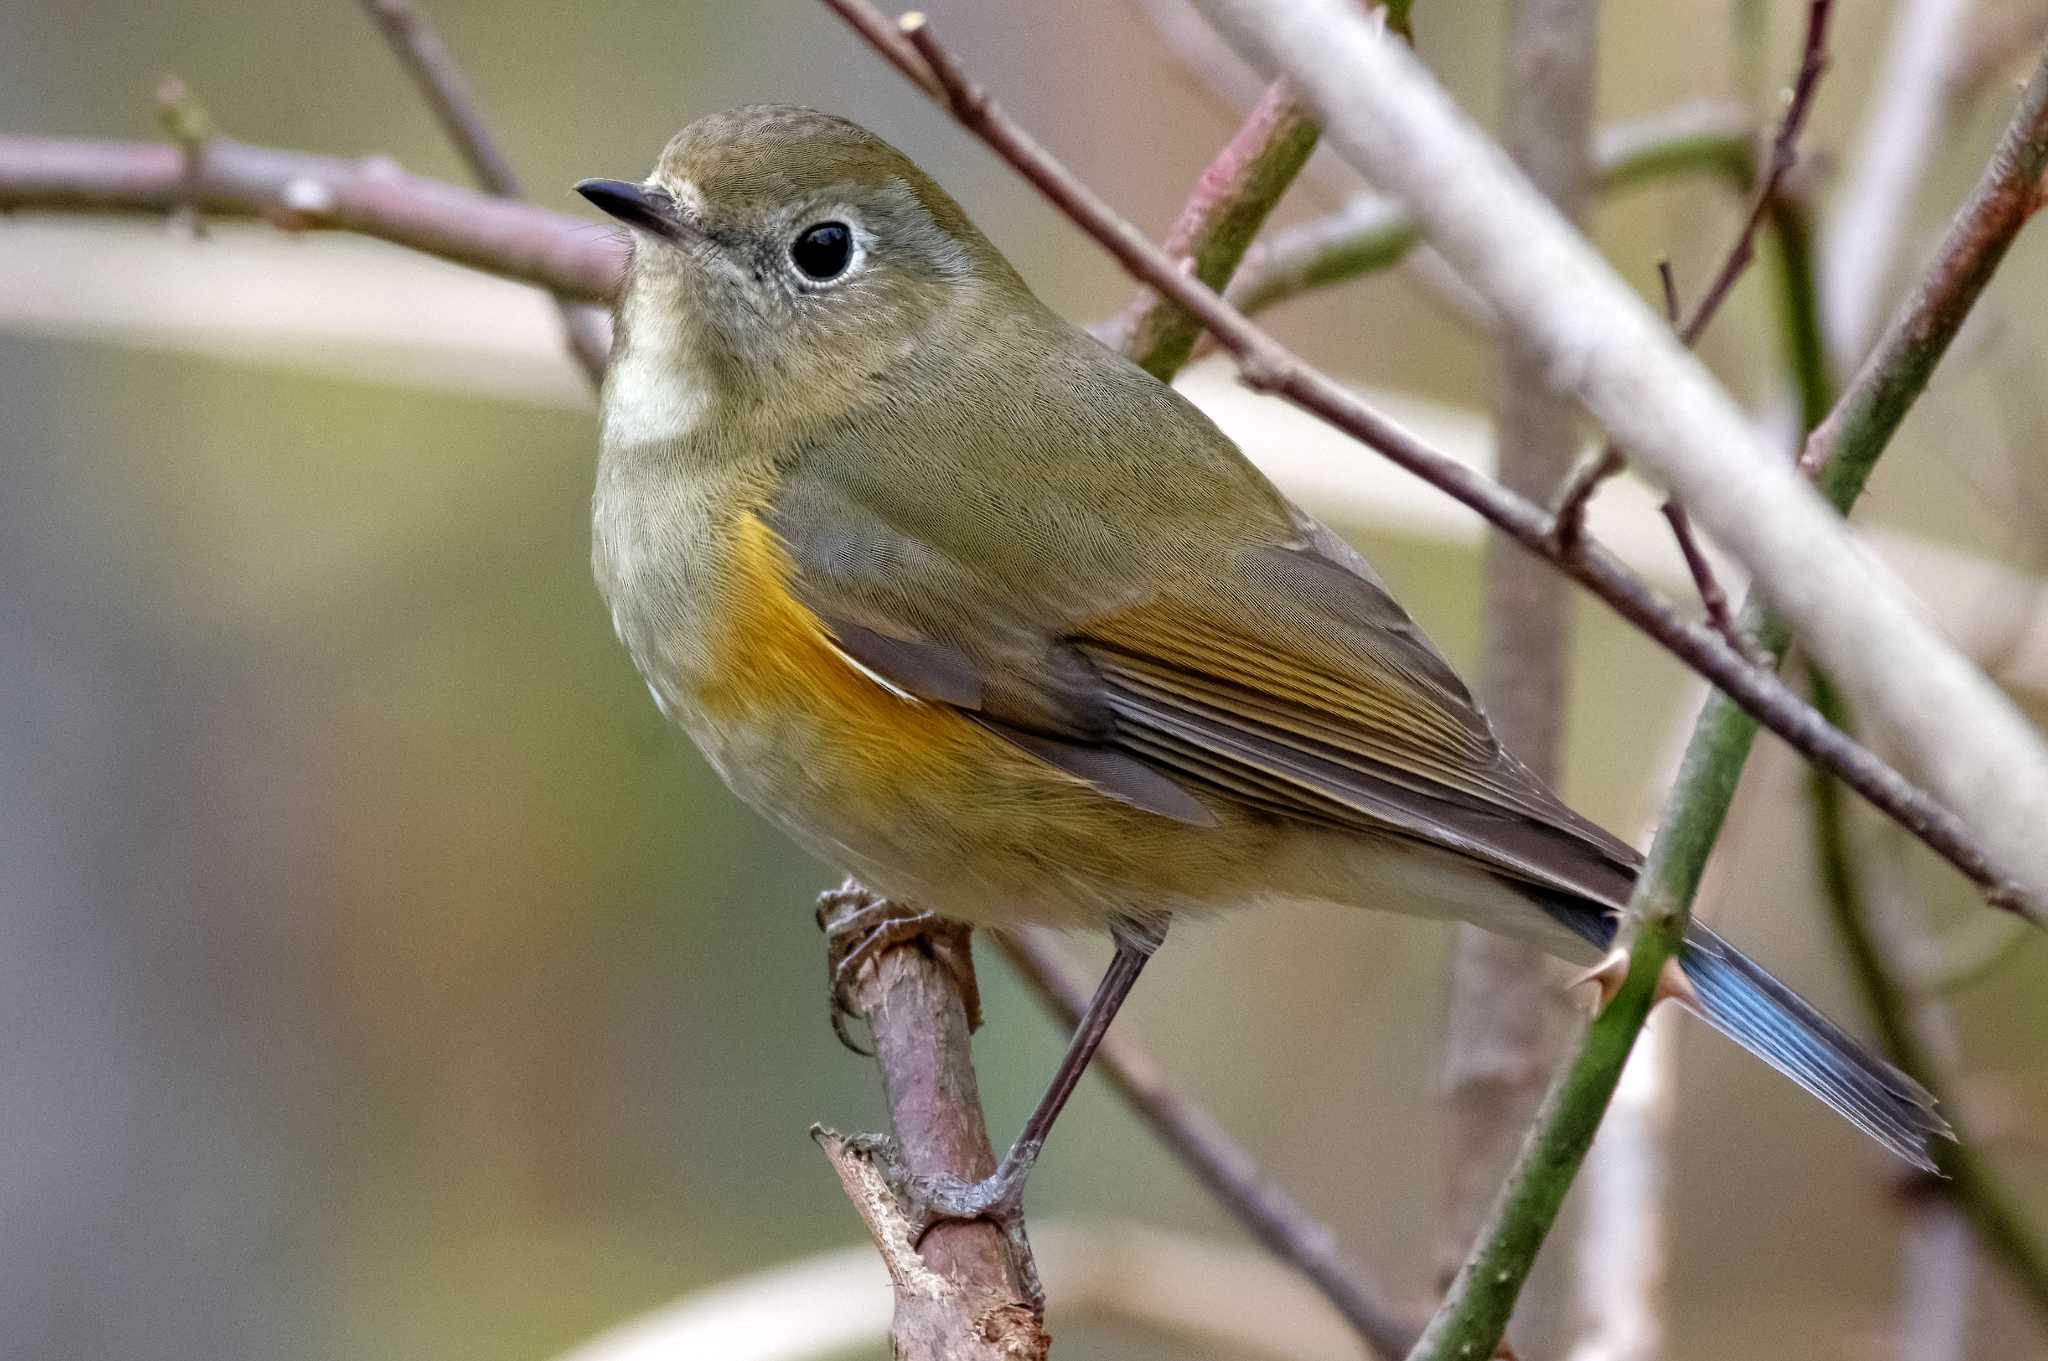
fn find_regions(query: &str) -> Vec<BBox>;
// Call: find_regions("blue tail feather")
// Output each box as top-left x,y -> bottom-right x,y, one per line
1514,883 -> 1949,1171
1677,923 -> 1948,1172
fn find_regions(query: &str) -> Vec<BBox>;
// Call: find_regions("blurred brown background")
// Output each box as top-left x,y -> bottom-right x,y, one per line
2,2 -> 2045,1359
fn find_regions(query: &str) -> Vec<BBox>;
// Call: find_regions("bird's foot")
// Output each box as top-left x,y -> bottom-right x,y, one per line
816,882 -> 980,1054
843,1130 -> 1045,1309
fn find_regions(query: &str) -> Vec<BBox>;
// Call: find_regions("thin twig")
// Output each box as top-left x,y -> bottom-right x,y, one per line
1675,0 -> 1833,346
1658,500 -> 1748,663
1548,445 -> 1624,552
821,0 -> 943,97
353,0 -> 609,384
823,2 -> 2035,916
1555,0 -> 1832,642
997,932 -> 1421,1360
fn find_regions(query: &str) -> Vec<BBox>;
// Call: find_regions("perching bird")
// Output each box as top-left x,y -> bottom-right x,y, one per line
575,105 -> 1946,1233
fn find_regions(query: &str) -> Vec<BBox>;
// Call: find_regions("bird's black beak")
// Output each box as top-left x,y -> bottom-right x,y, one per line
575,178 -> 691,242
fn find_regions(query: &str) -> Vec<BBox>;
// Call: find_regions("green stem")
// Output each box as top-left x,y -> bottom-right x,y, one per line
1110,80 -> 1319,379
1807,677 -> 2048,1328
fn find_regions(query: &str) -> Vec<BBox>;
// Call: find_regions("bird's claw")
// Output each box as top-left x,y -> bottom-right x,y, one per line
816,883 -> 979,1054
845,1130 -> 1046,1310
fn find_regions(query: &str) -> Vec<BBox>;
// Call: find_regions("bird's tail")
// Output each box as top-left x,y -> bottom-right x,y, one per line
1676,922 -> 1949,1172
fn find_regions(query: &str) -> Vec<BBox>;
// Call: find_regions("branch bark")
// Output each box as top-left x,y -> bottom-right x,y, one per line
0,133 -> 622,303
1193,0 -> 2048,921
1438,0 -> 1594,1316
815,894 -> 1047,1360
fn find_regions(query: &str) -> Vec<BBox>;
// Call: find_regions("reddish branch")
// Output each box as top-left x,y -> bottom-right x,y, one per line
0,133 -> 622,302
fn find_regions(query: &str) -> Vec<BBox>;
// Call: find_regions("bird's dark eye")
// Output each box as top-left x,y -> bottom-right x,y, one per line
790,221 -> 853,280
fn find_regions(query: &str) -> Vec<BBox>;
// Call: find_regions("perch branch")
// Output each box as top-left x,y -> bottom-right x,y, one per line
816,892 -> 1047,1359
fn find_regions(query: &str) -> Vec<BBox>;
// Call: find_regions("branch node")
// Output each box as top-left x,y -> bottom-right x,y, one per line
153,74 -> 215,238
1548,445 -> 1624,553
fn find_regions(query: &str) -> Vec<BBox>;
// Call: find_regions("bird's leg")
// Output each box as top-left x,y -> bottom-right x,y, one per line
873,914 -> 1168,1290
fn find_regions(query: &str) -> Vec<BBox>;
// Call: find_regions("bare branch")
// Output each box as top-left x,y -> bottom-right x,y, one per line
1658,500 -> 1750,663
1548,445 -> 1624,551
352,0 -> 608,383
816,891 -> 1046,1359
0,133 -> 623,302
1674,0 -> 1833,347
808,2 -> 2038,915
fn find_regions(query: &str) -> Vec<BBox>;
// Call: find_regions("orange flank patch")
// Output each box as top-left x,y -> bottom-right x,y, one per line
693,510 -> 1006,780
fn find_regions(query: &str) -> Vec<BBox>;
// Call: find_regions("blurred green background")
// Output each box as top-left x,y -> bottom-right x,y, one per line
3,2 -> 2046,1359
